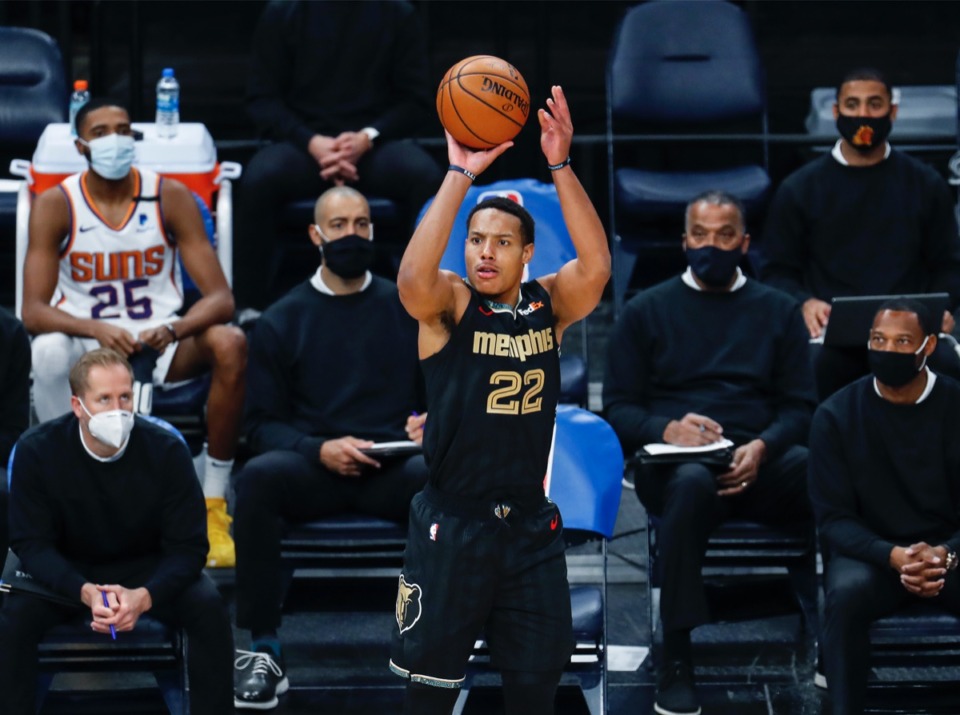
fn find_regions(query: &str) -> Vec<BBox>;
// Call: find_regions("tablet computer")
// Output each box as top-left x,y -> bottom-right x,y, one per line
823,293 -> 949,347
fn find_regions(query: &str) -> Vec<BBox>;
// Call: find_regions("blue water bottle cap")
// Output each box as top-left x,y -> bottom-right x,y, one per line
162,68 -> 174,77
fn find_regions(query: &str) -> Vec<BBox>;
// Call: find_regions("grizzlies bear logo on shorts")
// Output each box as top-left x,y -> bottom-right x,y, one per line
395,574 -> 422,634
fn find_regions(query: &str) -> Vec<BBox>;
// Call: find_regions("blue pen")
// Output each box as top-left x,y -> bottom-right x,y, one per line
101,591 -> 117,640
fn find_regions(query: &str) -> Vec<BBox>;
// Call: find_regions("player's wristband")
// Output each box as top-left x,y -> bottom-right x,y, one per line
164,323 -> 178,341
547,156 -> 572,171
448,165 -> 476,182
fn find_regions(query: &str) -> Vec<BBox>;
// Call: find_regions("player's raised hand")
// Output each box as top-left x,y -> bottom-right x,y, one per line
444,130 -> 512,179
538,85 -> 573,166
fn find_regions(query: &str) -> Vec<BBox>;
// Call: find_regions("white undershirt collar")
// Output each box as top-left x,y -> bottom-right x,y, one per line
831,139 -> 891,166
872,367 -> 936,404
77,422 -> 129,463
310,266 -> 372,295
681,266 -> 747,292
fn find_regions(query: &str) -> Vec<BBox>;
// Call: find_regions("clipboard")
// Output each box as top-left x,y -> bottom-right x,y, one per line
630,439 -> 735,468
0,550 -> 82,608
358,441 -> 422,458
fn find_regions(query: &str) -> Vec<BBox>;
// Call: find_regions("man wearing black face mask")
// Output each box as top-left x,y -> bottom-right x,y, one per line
762,67 -> 960,399
809,298 -> 960,715
231,186 -> 428,710
604,191 -> 816,715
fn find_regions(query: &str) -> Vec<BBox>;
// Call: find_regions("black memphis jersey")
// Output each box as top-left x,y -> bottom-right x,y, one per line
421,279 -> 561,503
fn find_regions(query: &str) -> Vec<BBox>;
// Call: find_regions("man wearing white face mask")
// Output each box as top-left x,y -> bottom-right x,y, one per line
22,99 -> 247,569
232,186 -> 427,710
0,348 -> 235,714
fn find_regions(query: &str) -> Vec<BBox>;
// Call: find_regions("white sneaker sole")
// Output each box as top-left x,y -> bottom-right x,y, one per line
654,704 -> 701,715
234,676 -> 290,710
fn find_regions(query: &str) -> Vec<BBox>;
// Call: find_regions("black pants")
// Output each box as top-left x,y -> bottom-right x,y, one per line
813,342 -> 960,401
233,139 -> 443,310
822,554 -> 960,715
0,573 -> 234,715
636,445 -> 813,631
234,450 -> 428,632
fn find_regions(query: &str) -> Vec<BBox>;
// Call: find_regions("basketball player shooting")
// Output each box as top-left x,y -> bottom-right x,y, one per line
389,85 -> 610,715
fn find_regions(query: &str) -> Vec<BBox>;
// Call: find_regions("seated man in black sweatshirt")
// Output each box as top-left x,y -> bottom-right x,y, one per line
761,67 -> 960,399
232,186 -> 428,711
809,298 -> 960,715
0,347 -> 234,714
604,190 -> 817,715
233,0 -> 443,313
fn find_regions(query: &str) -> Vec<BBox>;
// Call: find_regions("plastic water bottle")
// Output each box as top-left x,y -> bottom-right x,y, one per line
155,67 -> 180,139
69,79 -> 89,137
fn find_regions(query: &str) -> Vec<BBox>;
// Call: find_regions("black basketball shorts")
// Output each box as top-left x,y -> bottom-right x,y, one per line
389,485 -> 574,688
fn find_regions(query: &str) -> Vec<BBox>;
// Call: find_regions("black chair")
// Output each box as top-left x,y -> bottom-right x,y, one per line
280,513 -> 408,585
0,27 -> 67,309
646,515 -> 818,653
36,614 -> 187,715
606,0 -> 771,316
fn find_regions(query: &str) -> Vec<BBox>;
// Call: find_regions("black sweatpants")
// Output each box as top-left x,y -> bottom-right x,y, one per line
0,573 -> 234,715
234,450 -> 427,632
822,554 -> 960,715
636,444 -> 813,632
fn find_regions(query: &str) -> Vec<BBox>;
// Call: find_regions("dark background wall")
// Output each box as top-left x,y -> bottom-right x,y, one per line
2,0 -> 960,304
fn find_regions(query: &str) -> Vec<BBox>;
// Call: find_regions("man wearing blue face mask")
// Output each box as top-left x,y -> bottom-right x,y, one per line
809,299 -> 960,715
0,348 -> 235,714
231,186 -> 427,710
21,99 -> 247,570
762,67 -> 960,400
604,191 -> 817,715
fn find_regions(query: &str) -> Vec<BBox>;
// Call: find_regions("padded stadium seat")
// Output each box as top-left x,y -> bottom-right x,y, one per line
37,614 -> 187,715
0,28 -> 66,147
606,0 -> 771,315
646,514 -> 818,644
280,196 -> 401,228
869,601 -> 960,669
0,27 -> 67,308
280,513 -> 408,582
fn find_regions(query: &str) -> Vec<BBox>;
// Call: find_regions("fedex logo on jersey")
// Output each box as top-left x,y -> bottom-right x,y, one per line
70,246 -> 167,282
476,189 -> 524,206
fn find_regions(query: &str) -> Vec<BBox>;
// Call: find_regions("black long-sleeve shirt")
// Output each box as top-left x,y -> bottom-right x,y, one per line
761,150 -> 960,308
603,276 -> 816,459
809,374 -> 960,567
9,415 -> 207,606
0,308 -> 29,468
244,277 -> 422,460
246,0 -> 433,151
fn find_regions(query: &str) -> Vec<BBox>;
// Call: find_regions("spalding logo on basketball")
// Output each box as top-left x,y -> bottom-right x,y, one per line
437,55 -> 530,149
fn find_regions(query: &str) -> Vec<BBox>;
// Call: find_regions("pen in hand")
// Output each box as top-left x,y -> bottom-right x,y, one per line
102,590 -> 117,640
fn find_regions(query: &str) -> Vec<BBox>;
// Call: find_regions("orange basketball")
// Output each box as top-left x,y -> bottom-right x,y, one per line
436,55 -> 530,150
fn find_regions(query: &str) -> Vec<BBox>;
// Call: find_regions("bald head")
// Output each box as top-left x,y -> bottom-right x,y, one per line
314,186 -> 369,225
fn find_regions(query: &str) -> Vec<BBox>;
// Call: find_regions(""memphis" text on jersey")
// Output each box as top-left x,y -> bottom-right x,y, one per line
472,327 -> 554,362
69,246 -> 168,282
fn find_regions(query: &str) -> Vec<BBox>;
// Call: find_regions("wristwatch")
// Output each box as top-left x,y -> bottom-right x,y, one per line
360,127 -> 380,147
944,547 -> 959,572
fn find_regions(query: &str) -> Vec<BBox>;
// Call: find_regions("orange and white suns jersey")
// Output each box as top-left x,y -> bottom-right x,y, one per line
54,168 -> 183,331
